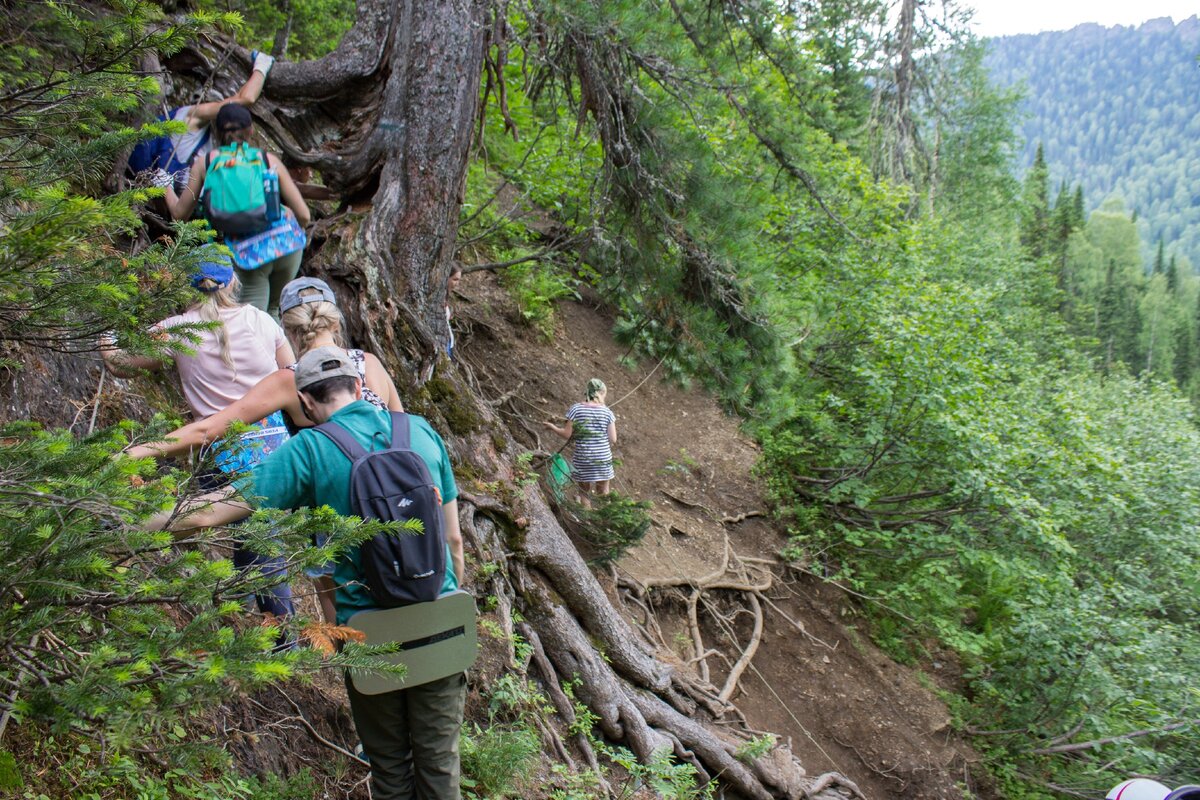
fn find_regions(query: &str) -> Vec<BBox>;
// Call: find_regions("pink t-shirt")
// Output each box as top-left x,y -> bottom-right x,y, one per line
156,304 -> 287,418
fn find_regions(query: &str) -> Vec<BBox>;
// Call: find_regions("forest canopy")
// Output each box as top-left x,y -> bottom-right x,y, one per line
986,16 -> 1200,266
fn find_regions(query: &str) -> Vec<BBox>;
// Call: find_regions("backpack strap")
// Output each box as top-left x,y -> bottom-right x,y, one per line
314,419 -> 369,462
389,412 -> 411,450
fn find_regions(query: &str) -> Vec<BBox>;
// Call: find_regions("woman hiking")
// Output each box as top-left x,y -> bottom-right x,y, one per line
122,276 -> 404,623
544,378 -> 618,502
165,103 -> 311,319
101,252 -> 297,622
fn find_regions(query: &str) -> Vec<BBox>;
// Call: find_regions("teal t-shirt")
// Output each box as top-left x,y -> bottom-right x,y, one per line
237,400 -> 459,623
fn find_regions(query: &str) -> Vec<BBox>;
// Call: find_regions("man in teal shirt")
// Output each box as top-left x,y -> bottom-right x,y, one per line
155,346 -> 467,800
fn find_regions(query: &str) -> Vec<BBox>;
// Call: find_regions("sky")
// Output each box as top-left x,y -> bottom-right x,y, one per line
966,0 -> 1198,37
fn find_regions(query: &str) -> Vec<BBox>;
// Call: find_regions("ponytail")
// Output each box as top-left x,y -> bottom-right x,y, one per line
280,293 -> 345,356
194,274 -> 242,373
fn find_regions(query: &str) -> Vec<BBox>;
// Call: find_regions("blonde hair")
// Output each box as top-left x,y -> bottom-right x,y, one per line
193,275 -> 242,372
586,378 -> 606,401
280,291 -> 345,355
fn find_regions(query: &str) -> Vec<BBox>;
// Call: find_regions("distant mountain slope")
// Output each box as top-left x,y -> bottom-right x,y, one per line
985,16 -> 1200,266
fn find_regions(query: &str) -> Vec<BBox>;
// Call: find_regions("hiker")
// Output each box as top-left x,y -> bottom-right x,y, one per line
122,276 -> 404,624
543,378 -> 617,498
130,52 -> 276,191
148,347 -> 467,800
101,250 -> 296,621
445,265 -> 462,360
164,103 -> 311,318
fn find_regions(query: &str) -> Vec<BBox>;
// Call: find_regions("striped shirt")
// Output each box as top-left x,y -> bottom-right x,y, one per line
566,402 -> 615,482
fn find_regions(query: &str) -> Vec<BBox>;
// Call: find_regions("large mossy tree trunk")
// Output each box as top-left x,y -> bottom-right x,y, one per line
173,2 -> 855,796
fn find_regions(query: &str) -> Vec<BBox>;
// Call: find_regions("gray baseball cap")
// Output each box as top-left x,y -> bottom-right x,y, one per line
294,346 -> 360,392
279,276 -> 337,314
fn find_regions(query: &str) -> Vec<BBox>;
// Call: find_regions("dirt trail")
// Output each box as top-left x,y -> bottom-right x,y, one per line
456,271 -> 980,800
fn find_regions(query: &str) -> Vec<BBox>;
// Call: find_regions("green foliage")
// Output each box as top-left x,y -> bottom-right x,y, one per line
0,422 -> 387,796
987,17 -> 1200,267
242,769 -> 323,800
0,749 -> 21,791
191,0 -> 354,59
735,733 -> 776,763
461,723 -> 541,799
0,2 -> 238,362
500,258 -> 578,338
461,670 -> 548,799
570,491 -> 653,565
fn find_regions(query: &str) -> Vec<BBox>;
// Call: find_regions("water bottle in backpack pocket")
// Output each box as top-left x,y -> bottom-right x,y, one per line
263,170 -> 281,223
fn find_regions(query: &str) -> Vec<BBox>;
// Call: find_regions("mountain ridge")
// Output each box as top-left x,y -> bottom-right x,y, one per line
984,14 -> 1200,266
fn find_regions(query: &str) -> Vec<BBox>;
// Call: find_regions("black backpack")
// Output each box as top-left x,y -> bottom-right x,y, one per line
315,412 -> 446,606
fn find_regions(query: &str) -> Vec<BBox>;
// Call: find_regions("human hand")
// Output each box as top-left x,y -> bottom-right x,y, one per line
147,168 -> 174,189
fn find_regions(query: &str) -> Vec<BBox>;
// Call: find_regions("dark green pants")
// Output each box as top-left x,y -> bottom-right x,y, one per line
346,671 -> 467,800
234,248 -> 303,320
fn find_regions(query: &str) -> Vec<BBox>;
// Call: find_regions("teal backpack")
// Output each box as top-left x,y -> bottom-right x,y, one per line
201,143 -> 270,236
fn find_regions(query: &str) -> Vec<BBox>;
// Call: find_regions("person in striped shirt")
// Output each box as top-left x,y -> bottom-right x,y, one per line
544,378 -> 618,501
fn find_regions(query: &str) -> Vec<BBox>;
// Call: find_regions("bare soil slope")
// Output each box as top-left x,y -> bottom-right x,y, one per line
455,270 -> 981,800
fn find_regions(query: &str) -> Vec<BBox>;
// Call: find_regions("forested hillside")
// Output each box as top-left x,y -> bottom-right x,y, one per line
986,16 -> 1200,264
1,2 -> 1198,800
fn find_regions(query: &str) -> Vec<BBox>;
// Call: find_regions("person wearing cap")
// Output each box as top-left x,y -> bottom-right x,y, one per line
122,276 -> 402,462
148,346 -> 468,800
122,276 -> 405,622
164,103 -> 311,318
130,51 -> 277,191
102,247 -> 297,621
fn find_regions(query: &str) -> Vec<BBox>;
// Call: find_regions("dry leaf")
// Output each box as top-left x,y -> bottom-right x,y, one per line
302,621 -> 367,656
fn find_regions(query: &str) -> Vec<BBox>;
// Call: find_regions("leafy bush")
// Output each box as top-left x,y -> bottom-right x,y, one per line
568,491 -> 653,565
501,258 -> 578,338
0,422 -> 381,796
461,723 -> 541,799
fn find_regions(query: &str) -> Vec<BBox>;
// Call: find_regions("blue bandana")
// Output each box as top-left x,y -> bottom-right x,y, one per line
191,251 -> 234,292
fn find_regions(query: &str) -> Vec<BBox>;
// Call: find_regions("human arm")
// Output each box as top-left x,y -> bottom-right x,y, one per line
144,485 -> 253,533
362,351 -> 404,412
275,341 -> 295,369
99,333 -> 168,377
442,499 -> 465,586
267,153 -> 311,227
184,59 -> 270,128
543,419 -> 573,440
123,369 -> 305,461
164,158 -> 205,220
608,416 -> 617,446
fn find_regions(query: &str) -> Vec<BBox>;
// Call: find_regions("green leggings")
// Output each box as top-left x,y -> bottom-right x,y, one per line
234,248 -> 303,320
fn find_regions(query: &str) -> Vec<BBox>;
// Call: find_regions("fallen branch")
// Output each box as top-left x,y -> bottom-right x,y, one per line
1029,718 -> 1200,756
266,690 -> 366,765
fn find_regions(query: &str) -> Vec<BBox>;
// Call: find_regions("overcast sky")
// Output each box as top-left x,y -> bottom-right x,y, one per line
966,1 -> 1198,37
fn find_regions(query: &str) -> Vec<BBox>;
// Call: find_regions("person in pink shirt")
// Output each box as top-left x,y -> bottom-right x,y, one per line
101,251 -> 297,623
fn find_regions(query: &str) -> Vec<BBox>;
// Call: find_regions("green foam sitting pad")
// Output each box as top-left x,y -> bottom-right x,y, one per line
347,589 -> 478,694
